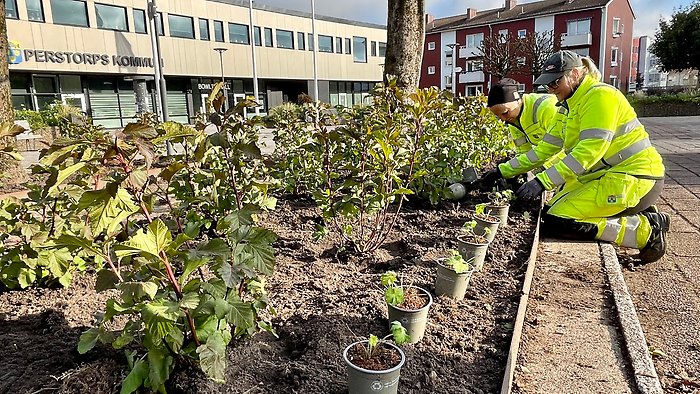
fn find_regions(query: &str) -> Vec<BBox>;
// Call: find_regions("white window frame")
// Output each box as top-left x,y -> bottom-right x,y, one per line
466,60 -> 482,72
517,83 -> 526,93
566,18 -> 591,35
611,47 -> 619,66
445,75 -> 452,87
498,29 -> 508,37
466,85 -> 483,96
427,41 -> 435,50
517,29 -> 527,38
517,56 -> 526,66
610,75 -> 619,88
466,33 -> 484,48
612,18 -> 622,36
427,66 -> 436,75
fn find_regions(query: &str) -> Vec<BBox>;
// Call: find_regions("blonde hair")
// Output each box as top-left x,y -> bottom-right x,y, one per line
579,57 -> 602,81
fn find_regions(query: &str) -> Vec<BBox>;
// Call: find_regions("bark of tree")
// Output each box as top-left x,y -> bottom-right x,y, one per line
384,0 -> 425,92
0,4 -> 28,186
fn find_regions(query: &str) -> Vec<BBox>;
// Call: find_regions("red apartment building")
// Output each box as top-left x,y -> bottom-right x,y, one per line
420,0 -> 635,95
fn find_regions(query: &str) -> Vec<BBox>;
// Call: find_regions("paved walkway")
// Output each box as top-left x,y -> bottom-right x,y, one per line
623,116 -> 700,392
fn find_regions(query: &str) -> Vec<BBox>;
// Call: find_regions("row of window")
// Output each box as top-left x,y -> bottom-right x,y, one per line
5,0 -> 386,63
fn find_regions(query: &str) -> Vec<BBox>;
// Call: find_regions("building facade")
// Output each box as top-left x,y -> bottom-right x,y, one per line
6,0 -> 387,128
420,0 -> 635,95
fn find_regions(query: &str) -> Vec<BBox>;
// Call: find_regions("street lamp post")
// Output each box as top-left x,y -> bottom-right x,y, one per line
446,43 -> 461,96
248,0 -> 260,115
213,48 -> 228,111
311,0 -> 319,101
147,0 -> 173,155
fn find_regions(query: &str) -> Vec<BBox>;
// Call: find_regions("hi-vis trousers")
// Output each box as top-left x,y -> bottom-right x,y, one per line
540,172 -> 664,249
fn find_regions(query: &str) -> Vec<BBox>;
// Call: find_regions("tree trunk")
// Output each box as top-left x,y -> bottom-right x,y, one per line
0,4 -> 28,188
384,0 -> 425,92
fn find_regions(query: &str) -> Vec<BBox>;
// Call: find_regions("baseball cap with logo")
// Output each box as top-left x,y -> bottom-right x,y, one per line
533,50 -> 583,86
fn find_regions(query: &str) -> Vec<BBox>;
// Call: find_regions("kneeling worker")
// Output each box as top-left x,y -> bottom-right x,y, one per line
484,50 -> 670,263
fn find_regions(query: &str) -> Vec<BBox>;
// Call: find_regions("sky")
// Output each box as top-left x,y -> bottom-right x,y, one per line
252,0 -> 694,39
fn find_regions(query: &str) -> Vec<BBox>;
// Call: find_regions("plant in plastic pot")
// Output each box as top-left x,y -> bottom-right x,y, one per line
435,249 -> 475,300
473,203 -> 500,242
485,188 -> 514,227
343,321 -> 410,394
457,220 -> 491,271
382,271 -> 433,343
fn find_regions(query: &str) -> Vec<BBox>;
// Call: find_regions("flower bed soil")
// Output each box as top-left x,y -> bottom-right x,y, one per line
0,197 -> 536,394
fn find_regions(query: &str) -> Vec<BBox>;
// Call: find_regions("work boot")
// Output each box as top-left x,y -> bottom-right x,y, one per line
637,212 -> 671,264
643,205 -> 659,213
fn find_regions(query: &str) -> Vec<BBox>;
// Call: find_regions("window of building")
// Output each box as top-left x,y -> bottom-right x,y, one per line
298,32 -> 305,50
498,29 -> 508,37
133,9 -> 146,33
254,26 -> 262,46
214,20 -> 224,42
264,27 -> 273,47
318,35 -> 333,52
466,60 -> 482,72
156,12 -> 164,35
308,33 -> 314,51
427,41 -> 435,50
517,56 -> 526,66
26,0 -> 45,22
466,33 -> 484,48
445,53 -> 453,67
518,29 -> 527,38
5,0 -> 18,19
445,75 -> 452,87
345,38 -> 351,54
229,23 -> 250,44
95,4 -> 128,31
428,66 -> 436,75
466,85 -> 483,96
51,0 -> 89,27
566,18 -> 591,35
378,42 -> 386,57
199,19 -> 210,40
612,18 -> 622,35
276,29 -> 294,49
517,83 -> 526,92
353,36 -> 367,63
335,37 -> 342,53
371,41 -> 377,56
169,14 -> 194,38
610,75 -> 619,88
611,47 -> 619,66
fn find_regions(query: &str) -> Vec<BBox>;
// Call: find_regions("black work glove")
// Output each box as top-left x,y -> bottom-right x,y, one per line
516,177 -> 545,202
480,167 -> 503,188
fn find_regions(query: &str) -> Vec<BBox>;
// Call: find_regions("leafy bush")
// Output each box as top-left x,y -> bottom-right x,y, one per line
627,88 -> 700,104
3,83 -> 278,391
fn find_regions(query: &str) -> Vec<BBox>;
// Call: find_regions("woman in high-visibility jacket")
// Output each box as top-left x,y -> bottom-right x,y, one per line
487,50 -> 669,263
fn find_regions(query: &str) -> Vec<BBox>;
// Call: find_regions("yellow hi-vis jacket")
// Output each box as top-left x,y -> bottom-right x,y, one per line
497,74 -> 665,189
507,93 -> 558,155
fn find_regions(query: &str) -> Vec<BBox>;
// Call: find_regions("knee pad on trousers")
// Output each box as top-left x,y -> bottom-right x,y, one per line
541,211 -> 598,240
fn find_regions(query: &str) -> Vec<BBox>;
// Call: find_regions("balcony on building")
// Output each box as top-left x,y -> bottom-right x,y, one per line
459,71 -> 485,83
560,32 -> 592,47
459,47 -> 479,59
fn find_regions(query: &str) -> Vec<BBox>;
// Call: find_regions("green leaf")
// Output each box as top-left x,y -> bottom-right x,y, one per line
158,162 -> 186,182
0,121 -> 26,138
390,321 -> 410,345
95,269 -> 121,292
197,332 -> 227,383
142,299 -> 182,341
217,262 -> 237,288
48,162 -> 86,195
180,255 -> 209,285
227,301 -> 255,329
179,292 -> 200,309
115,219 -> 171,260
238,227 -> 277,275
120,358 -> 148,394
78,328 -> 101,354
147,347 -> 174,390
52,235 -> 104,258
18,268 -> 37,288
36,248 -> 71,279
384,287 -> 404,306
78,186 -> 139,235
119,281 -> 159,303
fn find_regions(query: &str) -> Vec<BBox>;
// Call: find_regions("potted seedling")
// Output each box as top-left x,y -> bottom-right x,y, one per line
434,249 -> 475,300
457,220 -> 490,271
484,189 -> 515,227
343,321 -> 410,394
473,203 -> 500,242
382,271 -> 433,343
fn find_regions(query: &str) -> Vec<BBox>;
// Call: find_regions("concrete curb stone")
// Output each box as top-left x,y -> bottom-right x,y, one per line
600,243 -> 664,394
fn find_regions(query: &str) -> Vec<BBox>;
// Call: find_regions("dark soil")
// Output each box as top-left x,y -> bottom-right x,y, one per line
0,197 -> 536,394
346,342 -> 402,371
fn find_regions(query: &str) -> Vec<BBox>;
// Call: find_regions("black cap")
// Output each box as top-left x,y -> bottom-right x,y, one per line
533,50 -> 583,86
487,78 -> 521,107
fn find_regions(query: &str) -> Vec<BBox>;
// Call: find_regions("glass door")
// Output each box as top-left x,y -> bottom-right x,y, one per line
61,93 -> 87,112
